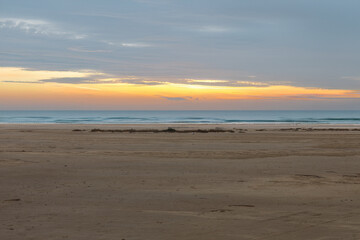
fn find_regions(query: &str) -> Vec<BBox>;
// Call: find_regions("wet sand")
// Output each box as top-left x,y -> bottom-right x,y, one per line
0,124 -> 359,240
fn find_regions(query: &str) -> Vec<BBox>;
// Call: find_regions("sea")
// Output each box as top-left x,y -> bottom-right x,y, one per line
0,110 -> 360,124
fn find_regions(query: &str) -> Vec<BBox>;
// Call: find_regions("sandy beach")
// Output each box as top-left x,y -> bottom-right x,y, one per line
0,124 -> 359,240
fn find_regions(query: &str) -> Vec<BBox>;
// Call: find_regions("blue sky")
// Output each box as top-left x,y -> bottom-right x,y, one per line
1,0 -> 360,109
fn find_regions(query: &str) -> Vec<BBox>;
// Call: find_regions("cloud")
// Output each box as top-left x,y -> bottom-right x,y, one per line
118,79 -> 170,85
0,67 -> 290,90
39,77 -> 94,84
121,43 -> 152,48
286,94 -> 360,100
68,47 -> 111,53
186,79 -> 229,83
0,67 -> 166,85
341,76 -> 360,81
2,80 -> 40,84
158,95 -> 199,101
103,41 -> 152,48
38,76 -> 170,85
236,81 -> 269,87
197,26 -> 233,33
0,67 -> 103,83
0,18 -> 154,50
0,18 -> 86,39
185,78 -> 290,87
160,96 -> 188,101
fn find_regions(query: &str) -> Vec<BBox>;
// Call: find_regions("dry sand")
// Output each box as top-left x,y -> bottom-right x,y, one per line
0,124 -> 359,240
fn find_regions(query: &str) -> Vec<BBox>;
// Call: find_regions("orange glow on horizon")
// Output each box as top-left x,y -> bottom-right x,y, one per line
1,67 -> 359,109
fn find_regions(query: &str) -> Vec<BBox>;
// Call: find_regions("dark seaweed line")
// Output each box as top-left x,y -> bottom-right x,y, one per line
73,127 -> 237,133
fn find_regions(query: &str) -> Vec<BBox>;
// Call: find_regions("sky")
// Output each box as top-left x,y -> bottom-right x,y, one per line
1,0 -> 360,110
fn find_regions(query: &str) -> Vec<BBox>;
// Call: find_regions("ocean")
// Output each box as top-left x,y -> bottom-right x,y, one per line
0,110 -> 360,124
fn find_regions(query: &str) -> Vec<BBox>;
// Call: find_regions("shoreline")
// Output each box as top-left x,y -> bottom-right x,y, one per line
1,123 -> 360,130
